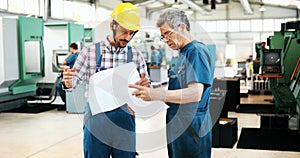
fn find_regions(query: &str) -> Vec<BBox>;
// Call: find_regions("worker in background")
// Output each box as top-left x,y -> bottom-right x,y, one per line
56,42 -> 79,110
62,3 -> 149,158
129,8 -> 214,158
150,45 -> 162,66
245,55 -> 253,80
255,42 -> 266,60
157,45 -> 165,64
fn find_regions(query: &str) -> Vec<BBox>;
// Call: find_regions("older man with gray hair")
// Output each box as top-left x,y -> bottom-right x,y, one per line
129,8 -> 215,158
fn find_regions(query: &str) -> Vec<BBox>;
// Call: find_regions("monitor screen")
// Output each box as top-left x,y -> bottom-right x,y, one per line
56,54 -> 67,67
264,51 -> 280,66
237,61 -> 246,68
262,49 -> 282,74
52,50 -> 68,72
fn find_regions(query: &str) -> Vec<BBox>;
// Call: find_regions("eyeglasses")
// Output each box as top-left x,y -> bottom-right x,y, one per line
160,30 -> 174,41
114,23 -> 138,37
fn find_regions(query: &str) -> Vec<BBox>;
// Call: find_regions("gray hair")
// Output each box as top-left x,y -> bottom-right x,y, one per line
156,8 -> 190,32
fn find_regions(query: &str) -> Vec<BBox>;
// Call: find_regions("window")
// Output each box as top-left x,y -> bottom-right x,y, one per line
206,21 -> 217,32
274,19 -> 285,31
24,0 -> 39,15
263,19 -> 274,31
52,0 -> 94,21
0,0 -> 7,10
217,21 -> 227,32
240,20 -> 251,32
65,1 -> 94,21
251,19 -> 262,32
228,20 -> 240,32
39,0 -> 44,17
51,0 -> 64,19
8,0 -> 42,16
8,0 -> 25,13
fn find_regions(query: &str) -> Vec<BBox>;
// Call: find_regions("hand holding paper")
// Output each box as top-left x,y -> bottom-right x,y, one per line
88,62 -> 168,118
134,73 -> 150,87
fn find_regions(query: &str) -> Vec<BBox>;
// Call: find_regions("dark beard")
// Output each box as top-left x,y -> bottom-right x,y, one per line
118,39 -> 129,48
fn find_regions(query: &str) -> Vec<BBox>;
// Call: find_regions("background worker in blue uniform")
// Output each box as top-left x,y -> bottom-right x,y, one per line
129,8 -> 215,158
150,45 -> 162,66
62,3 -> 149,158
56,42 -> 79,110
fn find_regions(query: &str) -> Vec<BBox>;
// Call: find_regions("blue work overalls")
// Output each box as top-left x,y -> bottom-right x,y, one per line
166,41 -> 213,158
83,43 -> 136,158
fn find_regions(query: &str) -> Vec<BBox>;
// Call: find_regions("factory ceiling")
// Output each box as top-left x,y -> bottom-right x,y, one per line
72,0 -> 300,9
71,0 -> 299,20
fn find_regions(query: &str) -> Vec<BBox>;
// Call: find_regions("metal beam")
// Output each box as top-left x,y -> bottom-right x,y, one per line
240,0 -> 254,14
179,0 -> 211,15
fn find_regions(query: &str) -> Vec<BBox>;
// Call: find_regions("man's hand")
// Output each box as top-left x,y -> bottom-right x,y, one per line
135,73 -> 150,87
128,84 -> 167,102
127,106 -> 135,115
62,66 -> 76,89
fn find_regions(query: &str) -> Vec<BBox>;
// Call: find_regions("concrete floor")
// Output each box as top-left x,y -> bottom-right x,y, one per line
0,103 -> 300,158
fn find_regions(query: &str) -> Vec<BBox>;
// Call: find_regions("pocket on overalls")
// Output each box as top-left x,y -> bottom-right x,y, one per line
121,104 -> 135,131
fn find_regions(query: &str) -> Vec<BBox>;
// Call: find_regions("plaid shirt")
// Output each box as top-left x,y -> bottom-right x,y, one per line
72,40 -> 149,97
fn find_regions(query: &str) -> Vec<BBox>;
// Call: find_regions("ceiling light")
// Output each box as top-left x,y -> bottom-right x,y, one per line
172,4 -> 181,8
259,5 -> 266,12
185,10 -> 194,15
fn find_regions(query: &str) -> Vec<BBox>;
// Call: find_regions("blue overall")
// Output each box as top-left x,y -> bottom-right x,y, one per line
83,43 -> 136,158
166,41 -> 214,158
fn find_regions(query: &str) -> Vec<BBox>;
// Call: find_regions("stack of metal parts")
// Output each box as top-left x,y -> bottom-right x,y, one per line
252,75 -> 270,91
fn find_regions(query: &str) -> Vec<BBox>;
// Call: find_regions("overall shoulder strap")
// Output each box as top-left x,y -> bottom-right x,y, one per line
127,46 -> 133,63
127,46 -> 141,76
95,42 -> 102,72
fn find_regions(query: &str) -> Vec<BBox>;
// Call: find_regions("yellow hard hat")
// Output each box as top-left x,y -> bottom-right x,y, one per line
110,3 -> 140,31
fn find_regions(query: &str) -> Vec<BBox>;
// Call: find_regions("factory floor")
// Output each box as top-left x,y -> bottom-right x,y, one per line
0,97 -> 300,158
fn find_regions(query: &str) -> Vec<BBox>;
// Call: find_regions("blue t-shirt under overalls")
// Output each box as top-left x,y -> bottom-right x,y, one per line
166,40 -> 214,158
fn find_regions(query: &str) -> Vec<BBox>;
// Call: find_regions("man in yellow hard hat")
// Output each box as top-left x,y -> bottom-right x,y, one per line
62,3 -> 149,158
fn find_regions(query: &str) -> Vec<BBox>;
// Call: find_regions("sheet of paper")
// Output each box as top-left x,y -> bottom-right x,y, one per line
88,62 -> 168,118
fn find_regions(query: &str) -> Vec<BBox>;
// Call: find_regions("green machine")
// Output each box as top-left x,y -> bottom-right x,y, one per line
10,16 -> 44,95
260,21 -> 300,132
0,16 -> 44,111
84,28 -> 94,46
34,22 -> 84,101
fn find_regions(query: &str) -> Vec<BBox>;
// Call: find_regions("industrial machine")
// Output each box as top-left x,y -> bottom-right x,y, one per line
0,18 -> 85,111
260,21 -> 300,132
84,28 -> 94,46
34,22 -> 84,101
43,22 -> 84,83
0,16 -> 44,111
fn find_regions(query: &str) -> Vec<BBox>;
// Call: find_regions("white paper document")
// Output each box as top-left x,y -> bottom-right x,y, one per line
88,62 -> 168,118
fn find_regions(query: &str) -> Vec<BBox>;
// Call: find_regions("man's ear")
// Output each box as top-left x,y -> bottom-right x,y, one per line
179,23 -> 186,31
110,21 -> 113,31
